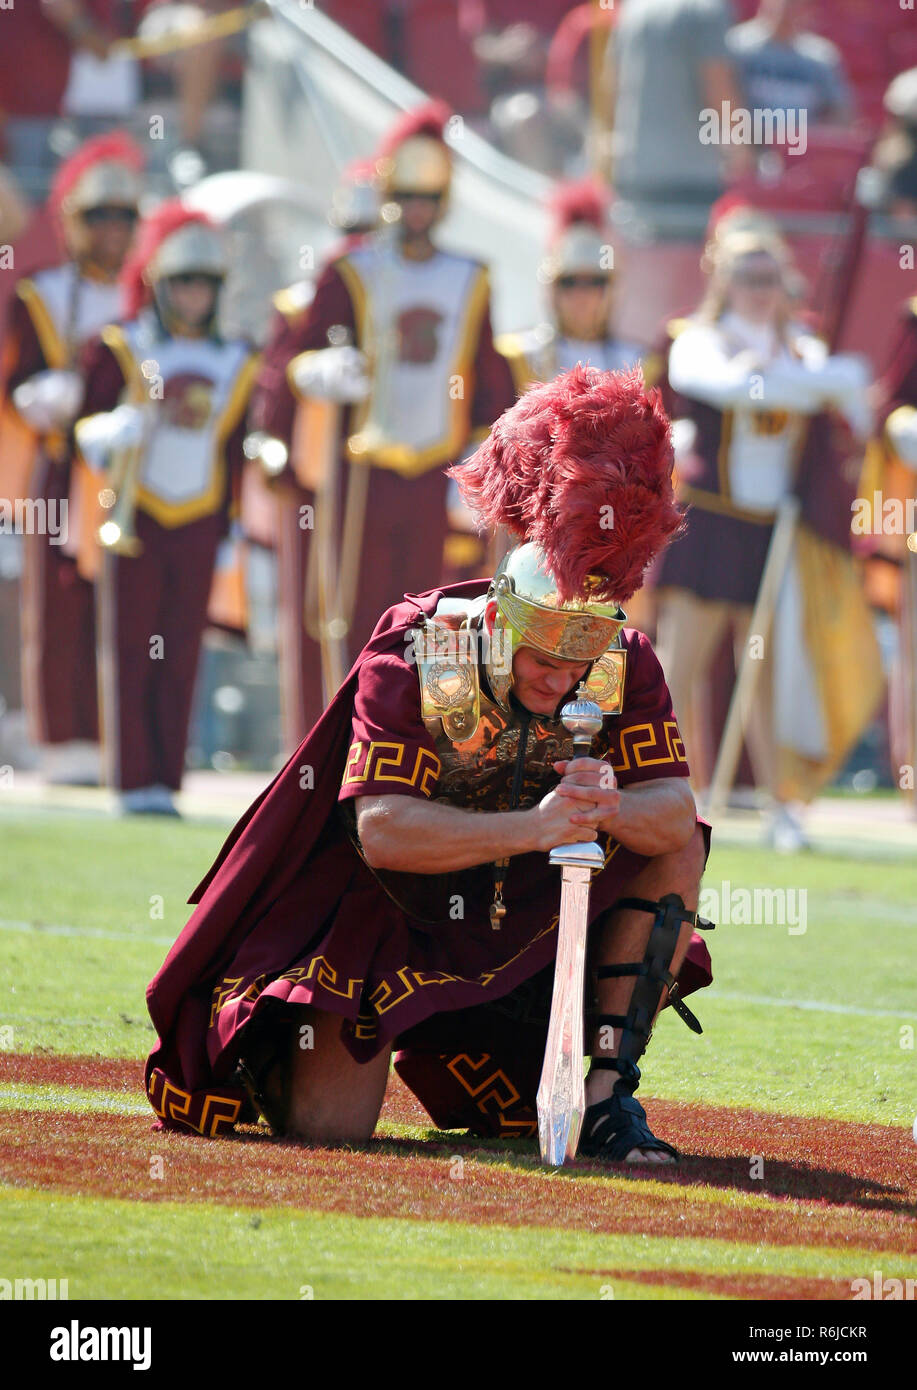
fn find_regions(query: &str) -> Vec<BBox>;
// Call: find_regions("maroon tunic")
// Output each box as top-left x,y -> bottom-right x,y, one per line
145,581 -> 713,1139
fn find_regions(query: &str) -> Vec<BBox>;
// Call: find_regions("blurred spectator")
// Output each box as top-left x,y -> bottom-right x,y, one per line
727,0 -> 854,125
474,23 -> 585,175
143,0 -> 242,186
0,165 -> 29,246
0,1 -> 129,197
866,68 -> 917,221
601,0 -> 750,209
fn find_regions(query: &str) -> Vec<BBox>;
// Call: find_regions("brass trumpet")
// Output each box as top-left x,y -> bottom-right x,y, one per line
96,428 -> 145,557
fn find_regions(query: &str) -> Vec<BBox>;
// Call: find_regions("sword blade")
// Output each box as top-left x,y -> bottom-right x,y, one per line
536,862 -> 592,1165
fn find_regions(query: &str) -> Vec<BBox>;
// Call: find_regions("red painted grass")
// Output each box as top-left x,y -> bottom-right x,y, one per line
1,1054 -> 141,1092
3,1052 -> 914,1268
2,1104 -> 915,1266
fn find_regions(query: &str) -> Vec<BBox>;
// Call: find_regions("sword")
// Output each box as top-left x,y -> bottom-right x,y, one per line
537,689 -> 606,1166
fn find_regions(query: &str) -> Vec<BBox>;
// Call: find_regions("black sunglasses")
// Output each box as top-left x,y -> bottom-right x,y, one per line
392,190 -> 444,204
165,272 -> 224,287
556,274 -> 610,290
82,206 -> 139,226
732,270 -> 782,289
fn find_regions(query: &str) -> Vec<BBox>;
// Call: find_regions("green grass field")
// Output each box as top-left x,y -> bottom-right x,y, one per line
1,801 -> 915,1301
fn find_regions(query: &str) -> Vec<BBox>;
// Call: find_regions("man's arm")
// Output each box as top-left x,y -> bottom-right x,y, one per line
43,0 -> 112,59
354,785 -> 601,874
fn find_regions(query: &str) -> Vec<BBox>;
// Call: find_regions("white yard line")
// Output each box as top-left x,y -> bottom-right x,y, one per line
0,918 -> 175,946
705,989 -> 917,1021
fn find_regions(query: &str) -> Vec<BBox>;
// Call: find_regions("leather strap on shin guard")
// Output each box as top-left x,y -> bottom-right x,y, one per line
590,894 -> 715,1090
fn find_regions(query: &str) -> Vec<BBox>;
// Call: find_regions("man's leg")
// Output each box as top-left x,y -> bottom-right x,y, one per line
582,823 -> 708,1163
655,589 -> 733,788
241,1004 -> 392,1145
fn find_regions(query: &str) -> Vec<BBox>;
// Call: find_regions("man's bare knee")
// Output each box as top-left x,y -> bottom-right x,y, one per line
283,1024 -> 391,1146
670,821 -> 707,884
637,822 -> 706,894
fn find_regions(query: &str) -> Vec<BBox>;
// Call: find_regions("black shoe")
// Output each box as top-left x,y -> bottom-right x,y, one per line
579,1092 -> 679,1163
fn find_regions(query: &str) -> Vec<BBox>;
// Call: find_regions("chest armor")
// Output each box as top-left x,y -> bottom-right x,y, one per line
414,608 -> 626,811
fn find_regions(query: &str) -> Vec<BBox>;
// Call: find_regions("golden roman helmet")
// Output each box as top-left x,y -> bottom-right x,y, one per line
485,541 -> 626,709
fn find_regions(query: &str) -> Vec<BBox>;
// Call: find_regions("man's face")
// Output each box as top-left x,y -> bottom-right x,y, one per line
551,274 -> 613,341
162,273 -> 221,331
393,192 -> 442,240
511,644 -> 591,716
80,204 -> 138,272
727,251 -> 786,324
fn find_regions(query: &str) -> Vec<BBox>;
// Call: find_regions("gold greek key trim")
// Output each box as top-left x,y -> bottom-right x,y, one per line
447,1051 -> 535,1136
275,957 -> 364,1001
611,719 -> 688,773
342,739 -> 442,796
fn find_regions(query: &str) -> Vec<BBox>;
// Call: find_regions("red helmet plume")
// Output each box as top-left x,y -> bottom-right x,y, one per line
548,178 -> 608,235
50,131 -> 144,213
377,99 -> 452,157
449,365 -> 683,602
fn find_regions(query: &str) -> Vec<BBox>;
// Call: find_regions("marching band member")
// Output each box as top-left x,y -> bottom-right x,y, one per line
497,179 -> 642,390
651,210 -> 882,848
246,158 -> 381,754
247,101 -> 515,741
1,132 -> 143,782
75,201 -> 259,815
872,296 -> 917,803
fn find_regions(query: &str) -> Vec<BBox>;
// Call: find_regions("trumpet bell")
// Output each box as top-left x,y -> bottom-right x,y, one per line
97,518 -> 143,557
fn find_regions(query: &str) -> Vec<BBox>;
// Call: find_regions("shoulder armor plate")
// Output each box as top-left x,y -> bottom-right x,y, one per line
413,614 -> 482,742
582,647 -> 626,714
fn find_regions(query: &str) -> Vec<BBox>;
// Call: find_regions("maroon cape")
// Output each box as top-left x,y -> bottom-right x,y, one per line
145,581 -> 712,1138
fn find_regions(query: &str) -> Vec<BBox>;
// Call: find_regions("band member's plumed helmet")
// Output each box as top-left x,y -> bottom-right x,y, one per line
448,365 -> 683,710
51,131 -> 144,260
121,200 -> 227,326
541,179 -> 613,283
374,100 -> 453,205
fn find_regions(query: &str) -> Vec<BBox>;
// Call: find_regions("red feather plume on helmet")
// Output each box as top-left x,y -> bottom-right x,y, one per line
548,178 -> 608,235
377,98 -> 453,156
448,365 -> 684,603
120,199 -> 217,319
50,131 -> 144,214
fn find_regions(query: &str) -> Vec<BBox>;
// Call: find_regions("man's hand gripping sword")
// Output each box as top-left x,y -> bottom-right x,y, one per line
537,689 -> 606,1166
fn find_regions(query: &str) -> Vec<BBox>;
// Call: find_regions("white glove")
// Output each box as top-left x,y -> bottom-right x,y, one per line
75,404 -> 147,470
886,406 -> 917,469
290,345 -> 371,404
12,369 -> 83,433
670,417 -> 698,462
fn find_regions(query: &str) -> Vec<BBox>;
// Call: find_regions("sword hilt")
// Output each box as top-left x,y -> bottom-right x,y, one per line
560,684 -> 604,755
551,685 -> 605,865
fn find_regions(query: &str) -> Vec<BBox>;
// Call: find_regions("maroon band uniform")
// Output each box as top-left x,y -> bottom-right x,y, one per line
80,311 -> 258,795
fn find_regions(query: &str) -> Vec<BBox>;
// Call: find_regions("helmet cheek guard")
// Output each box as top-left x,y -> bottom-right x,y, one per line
484,542 -> 627,713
